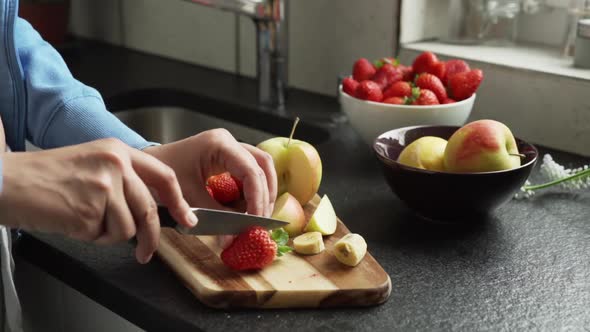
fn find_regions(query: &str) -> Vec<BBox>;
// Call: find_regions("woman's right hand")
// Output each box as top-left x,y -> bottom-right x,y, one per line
0,138 -> 196,264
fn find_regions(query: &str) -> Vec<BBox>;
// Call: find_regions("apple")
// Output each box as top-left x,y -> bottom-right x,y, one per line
271,192 -> 306,237
397,136 -> 448,171
444,119 -> 521,173
304,194 -> 337,235
257,118 -> 322,205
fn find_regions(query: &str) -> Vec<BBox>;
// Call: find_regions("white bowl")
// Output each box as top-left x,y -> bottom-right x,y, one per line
339,85 -> 475,145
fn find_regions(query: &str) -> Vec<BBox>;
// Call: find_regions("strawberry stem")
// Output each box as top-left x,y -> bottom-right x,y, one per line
287,117 -> 300,147
270,228 -> 293,257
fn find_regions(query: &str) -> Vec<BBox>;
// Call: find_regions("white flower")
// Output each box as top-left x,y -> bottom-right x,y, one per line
514,154 -> 590,199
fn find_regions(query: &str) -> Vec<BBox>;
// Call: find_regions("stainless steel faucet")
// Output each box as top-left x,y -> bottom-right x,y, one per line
185,0 -> 287,111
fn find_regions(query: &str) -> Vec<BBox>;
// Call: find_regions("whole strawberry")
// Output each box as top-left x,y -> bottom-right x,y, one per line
356,80 -> 383,102
429,62 -> 446,81
441,97 -> 456,104
399,65 -> 414,81
412,51 -> 439,75
444,59 -> 470,84
412,88 -> 440,105
383,81 -> 413,99
372,63 -> 402,90
221,227 -> 292,271
207,172 -> 243,204
342,77 -> 359,97
415,73 -> 447,102
383,97 -> 406,105
352,58 -> 376,82
448,69 -> 483,101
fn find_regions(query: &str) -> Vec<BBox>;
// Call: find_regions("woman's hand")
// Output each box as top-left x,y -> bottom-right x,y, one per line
0,138 -> 196,264
144,129 -> 278,217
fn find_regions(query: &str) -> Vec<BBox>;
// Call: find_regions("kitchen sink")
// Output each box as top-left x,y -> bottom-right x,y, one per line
108,89 -> 331,146
115,106 -> 276,144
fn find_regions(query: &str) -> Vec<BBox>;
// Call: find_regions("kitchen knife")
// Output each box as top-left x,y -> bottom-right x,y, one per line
157,205 -> 289,236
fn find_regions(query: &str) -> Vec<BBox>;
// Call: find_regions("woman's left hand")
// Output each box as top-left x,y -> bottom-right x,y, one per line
143,129 -> 277,218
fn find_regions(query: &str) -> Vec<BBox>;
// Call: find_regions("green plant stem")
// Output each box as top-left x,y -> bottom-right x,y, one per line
523,168 -> 590,191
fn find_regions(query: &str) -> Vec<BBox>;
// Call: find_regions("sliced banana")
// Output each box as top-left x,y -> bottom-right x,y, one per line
293,232 -> 325,255
333,233 -> 367,267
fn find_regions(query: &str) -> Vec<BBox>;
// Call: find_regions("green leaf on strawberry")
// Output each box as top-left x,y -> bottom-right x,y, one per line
373,57 -> 400,69
271,228 -> 293,256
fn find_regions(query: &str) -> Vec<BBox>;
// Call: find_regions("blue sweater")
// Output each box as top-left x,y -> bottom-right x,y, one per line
0,0 -> 152,191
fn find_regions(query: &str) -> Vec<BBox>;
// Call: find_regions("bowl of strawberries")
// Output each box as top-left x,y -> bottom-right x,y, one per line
339,51 -> 483,145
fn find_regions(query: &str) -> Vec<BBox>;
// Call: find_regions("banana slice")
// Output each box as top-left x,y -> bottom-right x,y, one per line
293,232 -> 325,255
333,233 -> 367,267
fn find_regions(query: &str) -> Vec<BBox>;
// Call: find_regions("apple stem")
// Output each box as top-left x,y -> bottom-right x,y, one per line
510,153 -> 526,158
288,117 -> 300,147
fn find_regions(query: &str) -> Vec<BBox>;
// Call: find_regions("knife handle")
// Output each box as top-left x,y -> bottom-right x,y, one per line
157,205 -> 182,229
129,206 -> 184,247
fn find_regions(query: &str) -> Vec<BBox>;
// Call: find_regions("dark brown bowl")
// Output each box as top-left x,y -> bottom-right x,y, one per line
373,125 -> 538,222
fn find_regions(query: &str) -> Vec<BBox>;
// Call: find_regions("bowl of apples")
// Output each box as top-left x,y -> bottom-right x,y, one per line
373,120 -> 538,222
340,52 -> 482,145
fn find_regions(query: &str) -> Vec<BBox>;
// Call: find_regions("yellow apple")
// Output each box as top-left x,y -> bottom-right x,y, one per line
304,194 -> 337,235
444,119 -> 521,173
397,136 -> 448,171
257,118 -> 322,205
271,192 -> 306,237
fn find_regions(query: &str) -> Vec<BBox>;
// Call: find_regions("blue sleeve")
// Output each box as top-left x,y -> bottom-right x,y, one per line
15,18 -> 155,150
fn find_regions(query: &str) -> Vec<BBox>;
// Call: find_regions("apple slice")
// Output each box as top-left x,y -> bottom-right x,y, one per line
271,192 -> 306,237
304,194 -> 337,235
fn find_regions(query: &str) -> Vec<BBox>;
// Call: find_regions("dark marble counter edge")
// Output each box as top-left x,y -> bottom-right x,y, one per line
11,39 -> 590,332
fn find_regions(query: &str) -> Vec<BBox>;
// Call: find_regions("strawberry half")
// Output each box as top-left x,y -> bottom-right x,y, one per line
221,227 -> 292,271
448,69 -> 483,101
207,172 -> 243,204
415,73 -> 447,102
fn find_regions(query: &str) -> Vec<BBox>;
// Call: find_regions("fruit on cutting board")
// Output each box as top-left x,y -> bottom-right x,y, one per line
342,51 -> 483,105
221,227 -> 292,271
444,119 -> 521,173
397,136 -> 448,172
293,232 -> 325,255
257,118 -> 322,206
333,233 -> 367,267
304,194 -> 337,235
271,192 -> 306,237
206,172 -> 243,205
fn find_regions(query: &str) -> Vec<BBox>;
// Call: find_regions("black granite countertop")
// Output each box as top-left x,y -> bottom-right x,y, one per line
13,40 -> 590,331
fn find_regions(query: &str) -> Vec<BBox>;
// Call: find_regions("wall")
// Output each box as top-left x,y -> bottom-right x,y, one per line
69,0 -> 400,97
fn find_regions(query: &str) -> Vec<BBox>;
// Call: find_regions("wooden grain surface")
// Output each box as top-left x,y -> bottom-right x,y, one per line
156,195 -> 392,308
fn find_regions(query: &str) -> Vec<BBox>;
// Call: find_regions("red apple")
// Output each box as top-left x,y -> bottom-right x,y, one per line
444,120 -> 521,173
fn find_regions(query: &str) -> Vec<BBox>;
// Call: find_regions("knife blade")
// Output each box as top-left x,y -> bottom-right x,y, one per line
157,205 -> 289,236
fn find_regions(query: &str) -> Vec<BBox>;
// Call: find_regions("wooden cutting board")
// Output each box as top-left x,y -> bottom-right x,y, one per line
156,195 -> 392,309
